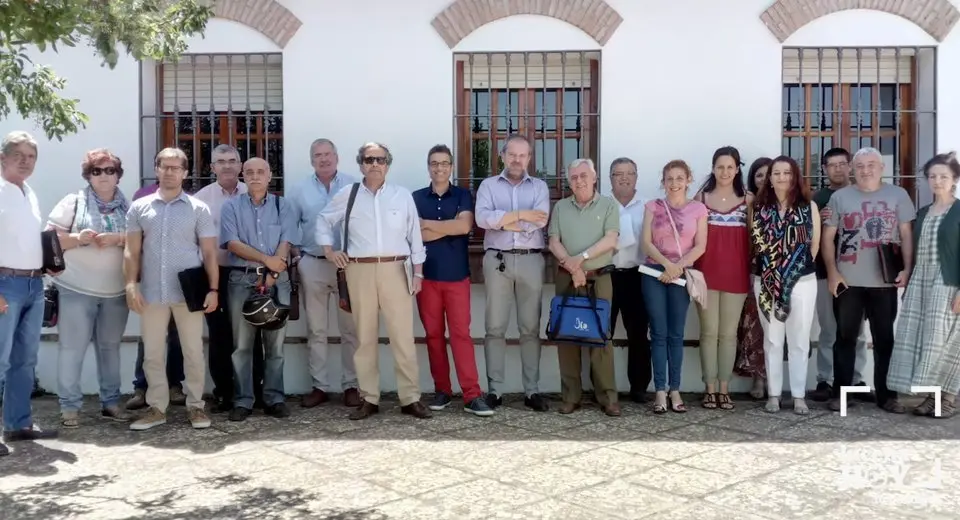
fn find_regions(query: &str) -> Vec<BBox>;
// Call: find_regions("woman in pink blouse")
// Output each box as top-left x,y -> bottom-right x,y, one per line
641,160 -> 709,413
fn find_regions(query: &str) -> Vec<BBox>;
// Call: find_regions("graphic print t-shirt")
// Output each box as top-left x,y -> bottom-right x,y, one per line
825,183 -> 916,287
645,199 -> 708,264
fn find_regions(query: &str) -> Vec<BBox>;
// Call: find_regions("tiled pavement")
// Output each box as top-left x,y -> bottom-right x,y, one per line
1,393 -> 958,520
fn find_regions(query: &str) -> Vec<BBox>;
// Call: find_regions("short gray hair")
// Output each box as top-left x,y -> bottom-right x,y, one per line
310,138 -> 338,159
211,144 -> 240,161
356,142 -> 393,166
1,131 -> 38,156
567,158 -> 596,179
609,157 -> 637,175
852,147 -> 883,164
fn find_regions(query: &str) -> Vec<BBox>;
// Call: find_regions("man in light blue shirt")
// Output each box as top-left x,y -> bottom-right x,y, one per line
220,157 -> 300,421
286,138 -> 361,409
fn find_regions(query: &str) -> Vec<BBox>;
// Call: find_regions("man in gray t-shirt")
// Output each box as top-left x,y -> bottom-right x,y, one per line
821,147 -> 915,415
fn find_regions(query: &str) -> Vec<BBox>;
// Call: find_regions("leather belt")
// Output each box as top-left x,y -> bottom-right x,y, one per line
349,256 -> 408,263
488,248 -> 542,255
0,267 -> 43,278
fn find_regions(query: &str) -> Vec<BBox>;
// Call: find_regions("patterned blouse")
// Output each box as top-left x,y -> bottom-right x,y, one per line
751,202 -> 815,322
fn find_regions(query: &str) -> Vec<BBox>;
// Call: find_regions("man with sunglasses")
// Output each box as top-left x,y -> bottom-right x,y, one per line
474,134 -> 551,412
316,142 -> 431,420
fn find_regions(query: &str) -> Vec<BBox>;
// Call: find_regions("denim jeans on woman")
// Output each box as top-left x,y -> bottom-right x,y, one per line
641,267 -> 691,391
228,270 -> 291,410
57,286 -> 130,412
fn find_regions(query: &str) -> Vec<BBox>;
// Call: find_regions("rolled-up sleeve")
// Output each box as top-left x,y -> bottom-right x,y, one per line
279,197 -> 302,247
474,179 -> 505,230
219,199 -> 240,250
315,185 -> 350,248
406,192 -> 426,265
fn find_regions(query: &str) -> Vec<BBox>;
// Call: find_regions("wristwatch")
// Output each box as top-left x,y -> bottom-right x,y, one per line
581,251 -> 590,260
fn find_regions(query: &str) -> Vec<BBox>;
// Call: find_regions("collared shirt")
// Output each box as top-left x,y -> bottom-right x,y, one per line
194,181 -> 248,265
474,171 -> 550,251
0,178 -> 42,270
133,182 -> 159,201
220,193 -> 301,267
315,181 -> 426,265
612,191 -> 648,269
548,193 -> 620,271
289,172 -> 357,256
126,191 -> 217,305
412,183 -> 473,282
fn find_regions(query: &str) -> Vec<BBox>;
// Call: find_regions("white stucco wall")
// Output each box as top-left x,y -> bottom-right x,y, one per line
4,0 -> 957,396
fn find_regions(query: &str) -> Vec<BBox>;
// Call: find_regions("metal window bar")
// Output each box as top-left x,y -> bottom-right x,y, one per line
781,46 -> 937,205
139,52 -> 285,194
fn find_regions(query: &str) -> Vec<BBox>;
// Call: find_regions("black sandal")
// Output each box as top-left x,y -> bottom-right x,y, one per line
702,393 -> 718,409
717,393 -> 735,411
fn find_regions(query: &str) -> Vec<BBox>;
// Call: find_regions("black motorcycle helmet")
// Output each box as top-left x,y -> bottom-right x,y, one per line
242,288 -> 290,330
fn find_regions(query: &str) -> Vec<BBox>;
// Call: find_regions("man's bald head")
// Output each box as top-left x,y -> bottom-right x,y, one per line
242,157 -> 272,193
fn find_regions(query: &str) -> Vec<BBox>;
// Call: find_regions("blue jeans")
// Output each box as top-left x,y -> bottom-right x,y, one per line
56,287 -> 129,412
228,270 -> 290,409
0,274 -> 44,431
641,267 -> 691,392
133,317 -> 183,390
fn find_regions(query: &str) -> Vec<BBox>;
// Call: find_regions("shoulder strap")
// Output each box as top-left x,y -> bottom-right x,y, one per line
70,190 -> 81,231
660,199 -> 686,256
342,183 -> 361,255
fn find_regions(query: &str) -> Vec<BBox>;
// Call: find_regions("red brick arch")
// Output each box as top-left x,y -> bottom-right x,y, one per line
761,0 -> 960,42
431,0 -> 624,48
212,0 -> 303,48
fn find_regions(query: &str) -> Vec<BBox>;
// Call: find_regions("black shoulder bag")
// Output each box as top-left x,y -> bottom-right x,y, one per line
337,183 -> 361,313
43,195 -> 79,327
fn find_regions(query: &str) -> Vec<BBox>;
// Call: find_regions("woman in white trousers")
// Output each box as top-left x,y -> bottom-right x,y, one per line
749,155 -> 821,415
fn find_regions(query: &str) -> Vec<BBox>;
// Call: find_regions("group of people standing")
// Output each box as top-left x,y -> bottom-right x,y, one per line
0,128 -> 958,456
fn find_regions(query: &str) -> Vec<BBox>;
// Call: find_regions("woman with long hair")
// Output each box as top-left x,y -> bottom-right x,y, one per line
735,157 -> 772,398
888,152 -> 960,418
640,160 -> 708,414
692,146 -> 752,410
750,155 -> 820,414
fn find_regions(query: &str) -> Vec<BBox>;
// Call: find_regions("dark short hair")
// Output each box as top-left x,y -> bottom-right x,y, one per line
923,152 -> 960,183
747,157 -> 773,194
155,147 -> 188,170
82,148 -> 124,181
821,147 -> 851,166
500,134 -> 532,154
427,144 -> 453,163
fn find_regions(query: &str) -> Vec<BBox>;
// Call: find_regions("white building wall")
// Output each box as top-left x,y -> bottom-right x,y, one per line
4,0 -> 958,396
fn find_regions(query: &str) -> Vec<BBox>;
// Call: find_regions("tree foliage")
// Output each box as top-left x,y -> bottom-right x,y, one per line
0,0 -> 213,140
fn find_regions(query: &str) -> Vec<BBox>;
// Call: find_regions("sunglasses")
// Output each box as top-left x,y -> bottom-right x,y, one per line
362,156 -> 388,165
91,167 -> 118,176
495,251 -> 506,273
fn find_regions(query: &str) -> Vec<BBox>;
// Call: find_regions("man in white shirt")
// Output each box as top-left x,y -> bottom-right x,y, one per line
316,142 -> 431,421
192,144 -> 249,413
609,157 -> 651,403
0,131 -> 59,455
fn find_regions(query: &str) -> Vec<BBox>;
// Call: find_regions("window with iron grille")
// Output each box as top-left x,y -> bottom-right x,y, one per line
454,51 -> 601,244
141,53 -> 285,193
781,47 -> 937,204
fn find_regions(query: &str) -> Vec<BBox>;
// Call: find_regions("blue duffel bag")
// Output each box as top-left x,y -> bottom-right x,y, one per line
545,282 -> 611,347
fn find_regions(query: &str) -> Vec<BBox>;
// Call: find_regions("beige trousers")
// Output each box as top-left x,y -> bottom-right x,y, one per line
345,261 -> 421,406
696,290 -> 749,385
141,303 -> 206,412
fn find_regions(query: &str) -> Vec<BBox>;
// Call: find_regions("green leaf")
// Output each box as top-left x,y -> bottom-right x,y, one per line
0,0 -> 213,139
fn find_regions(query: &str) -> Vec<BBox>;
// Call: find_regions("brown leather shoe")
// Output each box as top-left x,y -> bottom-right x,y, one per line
349,401 -> 379,420
603,402 -> 622,417
343,388 -> 362,408
400,401 -> 432,419
558,402 -> 581,415
301,388 -> 329,408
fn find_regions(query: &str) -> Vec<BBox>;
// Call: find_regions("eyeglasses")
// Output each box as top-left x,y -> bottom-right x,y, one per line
362,156 -> 388,165
90,167 -> 118,176
160,165 -> 186,173
429,161 -> 452,168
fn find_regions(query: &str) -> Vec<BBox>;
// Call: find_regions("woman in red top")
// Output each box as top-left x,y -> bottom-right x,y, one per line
693,146 -> 753,410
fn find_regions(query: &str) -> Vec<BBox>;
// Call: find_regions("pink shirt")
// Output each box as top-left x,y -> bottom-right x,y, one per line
193,181 -> 248,266
645,199 -> 708,264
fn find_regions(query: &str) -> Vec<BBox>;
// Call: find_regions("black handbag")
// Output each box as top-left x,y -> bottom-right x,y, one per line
42,195 -> 78,327
177,266 -> 210,312
337,183 -> 361,313
878,243 -> 904,284
42,285 -> 59,328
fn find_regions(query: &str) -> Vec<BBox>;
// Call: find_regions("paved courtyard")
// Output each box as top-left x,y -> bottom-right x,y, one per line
1,393 -> 958,519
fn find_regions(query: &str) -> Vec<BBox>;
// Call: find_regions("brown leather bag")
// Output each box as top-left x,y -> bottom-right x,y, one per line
337,183 -> 361,313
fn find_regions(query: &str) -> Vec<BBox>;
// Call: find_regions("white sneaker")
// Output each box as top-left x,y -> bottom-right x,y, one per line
188,407 -> 211,429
